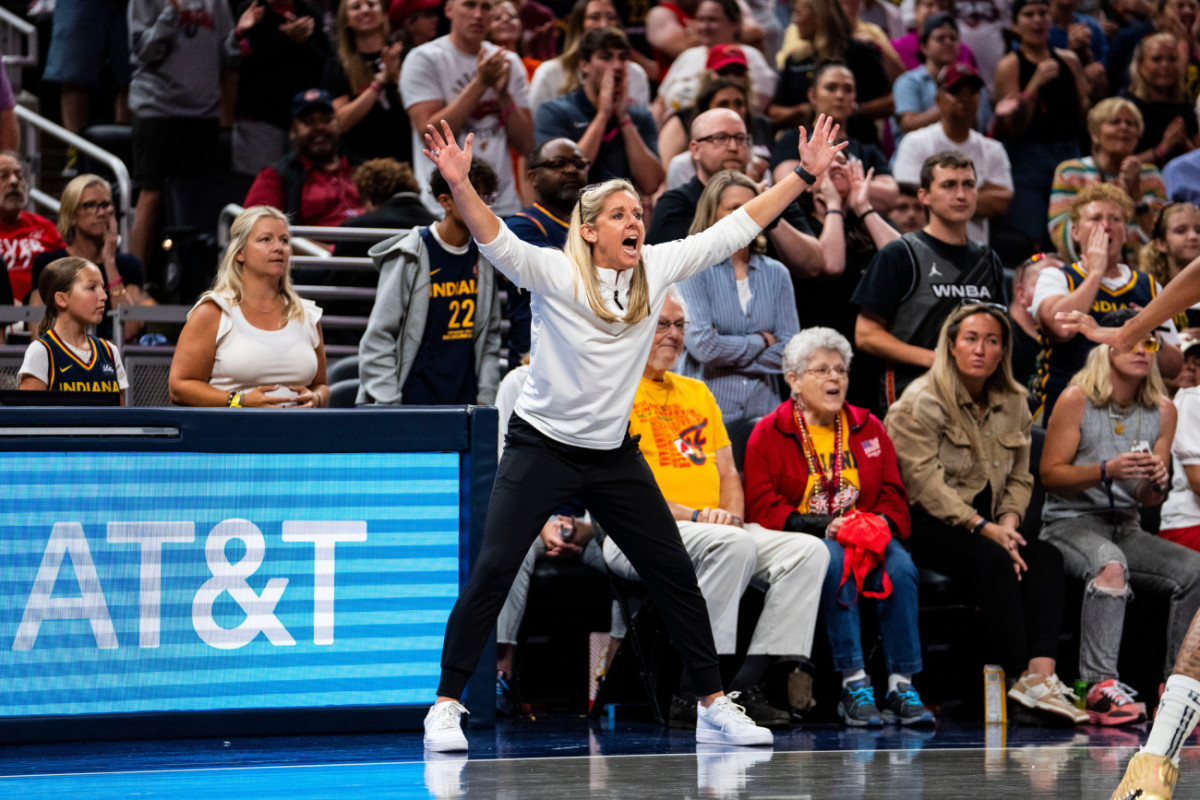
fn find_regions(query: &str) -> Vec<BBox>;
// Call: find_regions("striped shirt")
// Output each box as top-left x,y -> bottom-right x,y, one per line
676,253 -> 799,422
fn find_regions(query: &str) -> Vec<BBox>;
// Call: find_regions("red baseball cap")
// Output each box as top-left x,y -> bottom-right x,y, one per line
937,62 -> 984,93
706,44 -> 748,73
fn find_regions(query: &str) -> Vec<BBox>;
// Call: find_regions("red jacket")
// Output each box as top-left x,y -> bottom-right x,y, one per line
743,400 -> 911,538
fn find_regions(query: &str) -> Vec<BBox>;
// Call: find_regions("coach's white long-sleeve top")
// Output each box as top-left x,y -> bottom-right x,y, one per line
478,206 -> 761,450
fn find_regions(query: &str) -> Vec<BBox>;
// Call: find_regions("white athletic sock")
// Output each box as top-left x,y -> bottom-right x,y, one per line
888,673 -> 911,694
842,669 -> 868,687
1144,674 -> 1200,765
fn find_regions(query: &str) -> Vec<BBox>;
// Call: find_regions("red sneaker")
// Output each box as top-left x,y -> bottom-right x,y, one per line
1086,679 -> 1147,726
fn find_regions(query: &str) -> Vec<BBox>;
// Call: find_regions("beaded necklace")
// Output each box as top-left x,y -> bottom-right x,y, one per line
793,399 -> 844,515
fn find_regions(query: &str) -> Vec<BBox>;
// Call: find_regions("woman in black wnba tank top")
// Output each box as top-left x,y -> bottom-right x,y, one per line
992,0 -> 1089,250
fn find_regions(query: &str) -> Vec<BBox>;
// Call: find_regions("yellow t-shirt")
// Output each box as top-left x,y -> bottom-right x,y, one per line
629,373 -> 731,511
797,409 -> 862,515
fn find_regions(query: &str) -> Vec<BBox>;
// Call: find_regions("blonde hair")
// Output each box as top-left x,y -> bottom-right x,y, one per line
1130,32 -> 1186,103
336,0 -> 390,95
562,179 -> 651,324
688,170 -> 766,255
796,0 -> 853,60
927,303 -> 1025,457
57,173 -> 111,244
1070,337 -> 1165,408
209,206 -> 306,325
1068,182 -> 1135,226
1140,201 -> 1200,286
1087,96 -> 1145,140
36,256 -> 95,337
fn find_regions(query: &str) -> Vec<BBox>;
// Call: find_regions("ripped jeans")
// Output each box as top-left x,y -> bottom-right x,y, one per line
1042,512 -> 1200,682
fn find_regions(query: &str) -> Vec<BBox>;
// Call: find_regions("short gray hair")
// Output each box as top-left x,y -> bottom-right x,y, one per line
782,327 -> 853,377
664,284 -> 688,321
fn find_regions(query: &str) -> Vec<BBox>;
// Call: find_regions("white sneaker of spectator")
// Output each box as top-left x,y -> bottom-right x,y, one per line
696,695 -> 774,746
424,700 -> 469,752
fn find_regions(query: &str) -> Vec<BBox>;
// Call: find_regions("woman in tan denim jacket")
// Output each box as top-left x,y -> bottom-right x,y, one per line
884,302 -> 1086,724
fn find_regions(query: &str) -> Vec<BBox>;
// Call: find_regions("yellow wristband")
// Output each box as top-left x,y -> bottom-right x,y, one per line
227,391 -> 243,408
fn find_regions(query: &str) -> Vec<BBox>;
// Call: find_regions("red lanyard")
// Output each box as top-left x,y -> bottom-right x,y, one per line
793,399 -> 844,515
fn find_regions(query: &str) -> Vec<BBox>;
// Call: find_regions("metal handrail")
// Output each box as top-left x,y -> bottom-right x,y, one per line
16,106 -> 132,248
291,255 -> 374,272
219,204 -> 329,257
0,7 -> 37,93
220,205 -> 415,255
290,226 -> 409,241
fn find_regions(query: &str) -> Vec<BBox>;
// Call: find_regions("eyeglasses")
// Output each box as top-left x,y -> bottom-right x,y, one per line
655,319 -> 687,333
531,157 -> 591,172
80,200 -> 114,213
694,132 -> 751,148
803,365 -> 849,378
1131,336 -> 1162,353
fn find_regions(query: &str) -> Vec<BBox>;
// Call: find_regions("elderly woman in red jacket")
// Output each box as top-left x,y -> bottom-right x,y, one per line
744,326 -> 931,727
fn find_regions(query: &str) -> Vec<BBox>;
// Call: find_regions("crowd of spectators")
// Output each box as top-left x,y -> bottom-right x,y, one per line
20,0 -> 1200,733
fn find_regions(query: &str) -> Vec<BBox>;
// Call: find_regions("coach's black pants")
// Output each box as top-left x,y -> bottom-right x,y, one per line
437,414 -> 722,699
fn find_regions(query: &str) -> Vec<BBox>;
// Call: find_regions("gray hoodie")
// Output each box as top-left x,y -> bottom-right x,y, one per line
356,227 -> 501,406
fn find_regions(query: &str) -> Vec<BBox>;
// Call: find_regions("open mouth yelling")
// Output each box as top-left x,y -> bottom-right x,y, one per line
622,235 -> 638,257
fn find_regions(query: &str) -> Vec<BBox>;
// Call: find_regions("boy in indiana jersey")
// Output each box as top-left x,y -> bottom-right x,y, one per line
357,158 -> 502,405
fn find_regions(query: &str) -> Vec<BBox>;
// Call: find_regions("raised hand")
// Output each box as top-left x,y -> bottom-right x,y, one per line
280,15 -> 316,44
597,63 -> 617,119
477,48 -> 508,89
1082,221 -> 1110,275
423,120 -> 473,185
796,114 -> 849,180
816,170 -> 842,210
236,0 -> 264,36
1029,57 -> 1060,92
380,41 -> 403,83
848,160 -> 875,216
1119,155 -> 1142,200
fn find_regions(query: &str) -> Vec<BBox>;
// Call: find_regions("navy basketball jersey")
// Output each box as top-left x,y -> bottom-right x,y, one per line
40,330 -> 121,400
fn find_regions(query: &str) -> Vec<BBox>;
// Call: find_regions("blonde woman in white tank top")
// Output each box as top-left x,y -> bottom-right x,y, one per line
169,206 -> 330,408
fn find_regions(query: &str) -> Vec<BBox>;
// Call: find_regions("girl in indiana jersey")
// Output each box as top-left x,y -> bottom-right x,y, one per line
18,256 -> 127,404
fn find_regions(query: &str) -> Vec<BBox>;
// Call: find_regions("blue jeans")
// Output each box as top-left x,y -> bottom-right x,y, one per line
821,537 -> 923,675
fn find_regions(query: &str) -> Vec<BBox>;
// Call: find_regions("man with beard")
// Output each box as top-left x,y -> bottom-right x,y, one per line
646,108 -> 824,276
243,88 -> 364,228
0,152 -> 61,305
501,138 -> 586,369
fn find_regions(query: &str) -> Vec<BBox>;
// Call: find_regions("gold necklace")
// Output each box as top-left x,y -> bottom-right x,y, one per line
1108,404 -> 1138,436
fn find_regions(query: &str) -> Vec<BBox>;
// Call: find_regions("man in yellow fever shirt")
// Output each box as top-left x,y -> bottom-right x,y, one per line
603,290 -> 830,728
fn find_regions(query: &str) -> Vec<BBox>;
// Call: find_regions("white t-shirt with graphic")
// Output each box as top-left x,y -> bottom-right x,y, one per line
401,36 -> 531,218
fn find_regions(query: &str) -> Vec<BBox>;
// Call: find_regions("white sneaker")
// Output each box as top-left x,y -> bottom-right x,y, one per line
696,695 -> 774,746
424,700 -> 469,752
424,751 -> 468,798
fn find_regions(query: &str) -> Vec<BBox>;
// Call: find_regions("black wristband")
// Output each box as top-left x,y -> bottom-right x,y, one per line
861,208 -> 879,219
692,509 -> 700,522
971,517 -> 988,536
794,164 -> 817,185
